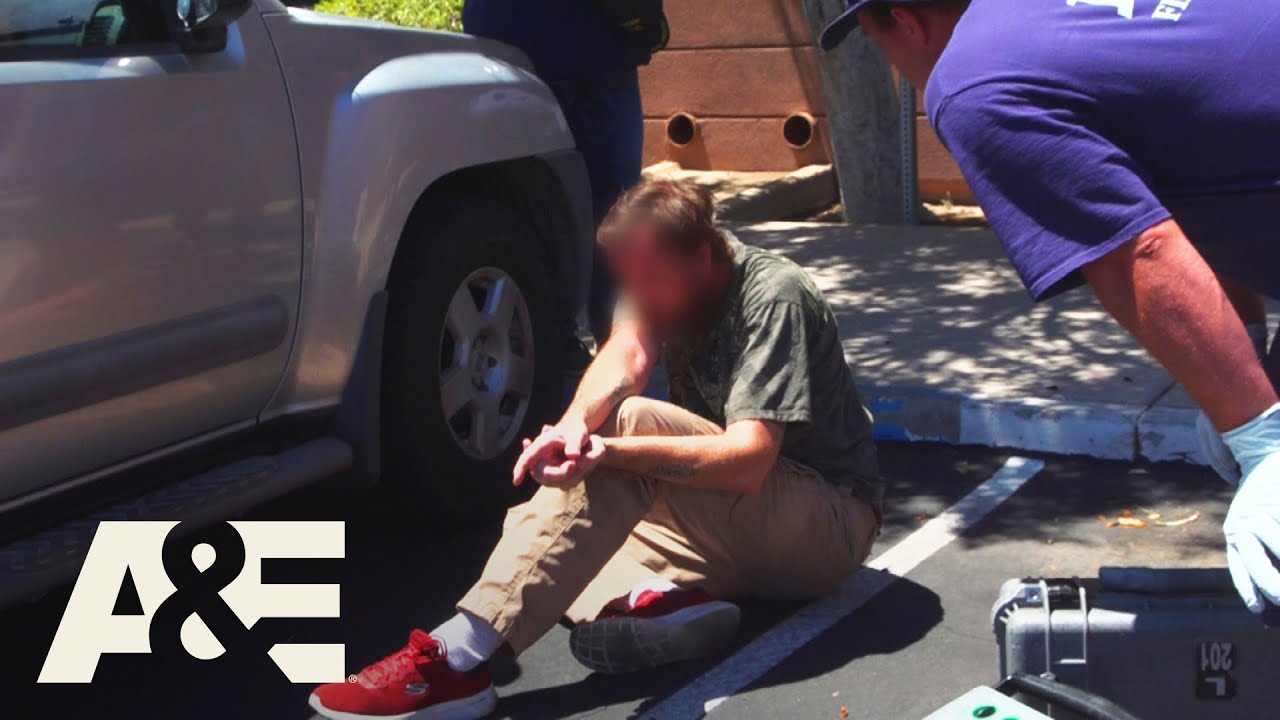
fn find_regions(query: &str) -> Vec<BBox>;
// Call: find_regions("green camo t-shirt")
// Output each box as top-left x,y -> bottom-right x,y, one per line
664,236 -> 882,506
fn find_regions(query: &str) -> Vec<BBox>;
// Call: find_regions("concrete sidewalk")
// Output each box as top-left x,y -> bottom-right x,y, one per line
734,222 -> 1208,465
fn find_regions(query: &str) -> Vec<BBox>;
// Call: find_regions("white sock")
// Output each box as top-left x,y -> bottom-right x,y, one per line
431,611 -> 504,672
628,577 -> 679,608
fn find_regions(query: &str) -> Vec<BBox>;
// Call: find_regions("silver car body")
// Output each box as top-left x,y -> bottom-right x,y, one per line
0,0 -> 584,505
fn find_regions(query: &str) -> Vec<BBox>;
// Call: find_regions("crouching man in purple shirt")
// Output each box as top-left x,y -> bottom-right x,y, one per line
820,0 -> 1280,615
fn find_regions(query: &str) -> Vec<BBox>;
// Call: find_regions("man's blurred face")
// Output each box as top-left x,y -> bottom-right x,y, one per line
605,223 -> 715,339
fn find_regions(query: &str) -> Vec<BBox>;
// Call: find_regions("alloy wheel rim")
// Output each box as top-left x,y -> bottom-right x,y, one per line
437,267 -> 535,460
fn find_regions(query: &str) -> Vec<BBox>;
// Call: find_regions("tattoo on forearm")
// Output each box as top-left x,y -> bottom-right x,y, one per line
650,462 -> 698,480
606,379 -> 634,406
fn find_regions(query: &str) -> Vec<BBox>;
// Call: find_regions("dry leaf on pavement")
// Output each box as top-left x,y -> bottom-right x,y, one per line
1153,511 -> 1201,527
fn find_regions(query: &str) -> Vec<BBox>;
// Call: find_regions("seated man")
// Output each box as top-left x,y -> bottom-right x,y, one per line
309,180 -> 883,720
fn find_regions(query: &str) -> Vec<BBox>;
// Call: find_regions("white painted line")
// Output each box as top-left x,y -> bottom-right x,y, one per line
642,456 -> 1046,720
868,456 -> 1046,576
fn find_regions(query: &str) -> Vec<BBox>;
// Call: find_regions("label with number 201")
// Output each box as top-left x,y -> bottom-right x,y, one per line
1196,642 -> 1237,700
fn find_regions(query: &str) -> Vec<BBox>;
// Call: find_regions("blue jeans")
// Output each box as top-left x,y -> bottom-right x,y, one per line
552,68 -> 644,342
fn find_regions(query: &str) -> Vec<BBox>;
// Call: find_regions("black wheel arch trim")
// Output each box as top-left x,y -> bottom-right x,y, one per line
533,148 -> 595,319
328,290 -> 387,487
335,151 -> 591,487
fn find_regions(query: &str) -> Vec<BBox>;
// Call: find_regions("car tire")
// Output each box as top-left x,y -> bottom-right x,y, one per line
382,193 -> 565,525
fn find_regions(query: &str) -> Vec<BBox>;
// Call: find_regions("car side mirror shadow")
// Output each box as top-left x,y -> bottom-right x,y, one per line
167,0 -> 252,53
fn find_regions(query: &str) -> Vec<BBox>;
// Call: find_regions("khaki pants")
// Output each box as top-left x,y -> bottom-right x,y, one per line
458,397 -> 879,654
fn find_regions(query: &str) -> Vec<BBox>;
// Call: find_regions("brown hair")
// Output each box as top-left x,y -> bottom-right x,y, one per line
598,179 -> 731,263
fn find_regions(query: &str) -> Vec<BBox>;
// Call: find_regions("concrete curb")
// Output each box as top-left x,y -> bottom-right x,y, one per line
1137,404 -> 1205,465
862,381 -> 1208,466
638,367 -> 1205,466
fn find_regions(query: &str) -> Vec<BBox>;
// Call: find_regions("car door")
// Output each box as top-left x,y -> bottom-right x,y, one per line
0,0 -> 301,502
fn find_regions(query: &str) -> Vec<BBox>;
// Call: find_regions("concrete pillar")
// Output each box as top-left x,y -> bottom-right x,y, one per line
801,0 -> 903,224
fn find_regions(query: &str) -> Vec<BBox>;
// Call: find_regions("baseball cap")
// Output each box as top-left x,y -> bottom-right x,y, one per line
819,0 -> 933,49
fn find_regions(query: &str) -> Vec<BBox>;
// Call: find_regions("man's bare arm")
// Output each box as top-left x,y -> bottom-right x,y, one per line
514,321 -> 659,483
563,320 -> 659,433
599,419 -> 785,495
1083,219 -> 1277,432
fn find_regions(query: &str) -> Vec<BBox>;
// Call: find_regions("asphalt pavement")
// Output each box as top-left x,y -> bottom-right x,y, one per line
0,444 -> 1233,719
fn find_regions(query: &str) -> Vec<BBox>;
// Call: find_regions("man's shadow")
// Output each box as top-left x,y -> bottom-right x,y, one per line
493,574 -> 944,719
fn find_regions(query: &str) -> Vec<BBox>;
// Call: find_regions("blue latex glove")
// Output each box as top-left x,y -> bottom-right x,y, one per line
1197,411 -> 1242,485
1222,403 -> 1280,612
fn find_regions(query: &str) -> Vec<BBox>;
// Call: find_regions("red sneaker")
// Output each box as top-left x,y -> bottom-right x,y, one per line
569,587 -> 740,674
310,630 -> 496,720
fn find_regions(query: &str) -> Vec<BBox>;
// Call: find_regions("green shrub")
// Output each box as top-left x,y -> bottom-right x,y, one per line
312,0 -> 464,32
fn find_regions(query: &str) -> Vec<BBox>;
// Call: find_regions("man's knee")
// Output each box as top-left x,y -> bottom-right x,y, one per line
501,483 -> 583,533
602,397 -> 722,438
601,396 -> 666,437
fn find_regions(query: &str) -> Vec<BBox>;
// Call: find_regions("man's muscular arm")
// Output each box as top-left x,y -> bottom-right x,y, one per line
1083,219 -> 1278,432
512,321 -> 658,484
563,320 -> 659,435
1087,223 -> 1280,615
600,419 -> 785,495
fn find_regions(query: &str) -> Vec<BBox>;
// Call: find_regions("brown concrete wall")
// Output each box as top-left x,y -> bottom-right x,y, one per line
642,47 -> 826,117
643,116 -> 832,170
640,0 -> 830,171
909,83 -> 972,202
642,0 -> 972,200
917,118 -> 972,203
662,0 -> 813,48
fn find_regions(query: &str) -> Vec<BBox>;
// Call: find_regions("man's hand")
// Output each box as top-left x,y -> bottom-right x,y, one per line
556,416 -> 590,462
511,418 -> 591,486
531,435 -> 606,488
509,320 -> 656,487
1221,404 -> 1280,612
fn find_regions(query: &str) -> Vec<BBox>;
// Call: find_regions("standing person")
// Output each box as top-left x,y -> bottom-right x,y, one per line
463,0 -> 669,346
819,0 -> 1280,614
308,180 -> 881,720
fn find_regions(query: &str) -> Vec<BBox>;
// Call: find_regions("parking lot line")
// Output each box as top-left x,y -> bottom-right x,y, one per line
642,456 -> 1046,719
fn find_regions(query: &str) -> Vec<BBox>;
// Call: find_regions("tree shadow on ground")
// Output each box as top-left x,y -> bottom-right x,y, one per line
875,443 -> 1233,566
493,578 -> 943,719
735,223 -> 1172,406
959,456 -> 1232,559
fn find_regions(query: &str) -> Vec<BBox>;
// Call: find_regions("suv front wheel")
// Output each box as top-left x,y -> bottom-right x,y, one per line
382,193 -> 565,524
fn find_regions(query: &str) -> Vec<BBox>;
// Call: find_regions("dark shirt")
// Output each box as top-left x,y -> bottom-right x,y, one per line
928,0 -> 1280,301
664,237 -> 883,506
462,0 -> 652,84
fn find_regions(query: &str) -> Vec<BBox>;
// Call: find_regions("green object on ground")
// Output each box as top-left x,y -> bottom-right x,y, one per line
313,0 -> 464,32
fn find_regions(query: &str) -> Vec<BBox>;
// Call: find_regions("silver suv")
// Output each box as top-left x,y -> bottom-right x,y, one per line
0,0 -> 593,604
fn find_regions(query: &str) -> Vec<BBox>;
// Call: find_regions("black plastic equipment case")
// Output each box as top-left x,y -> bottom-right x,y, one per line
993,568 -> 1280,719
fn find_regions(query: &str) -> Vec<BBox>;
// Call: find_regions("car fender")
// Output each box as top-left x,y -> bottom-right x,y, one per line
259,11 -> 581,417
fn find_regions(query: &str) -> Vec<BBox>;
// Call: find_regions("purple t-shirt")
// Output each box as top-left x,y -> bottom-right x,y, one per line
927,0 -> 1280,301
